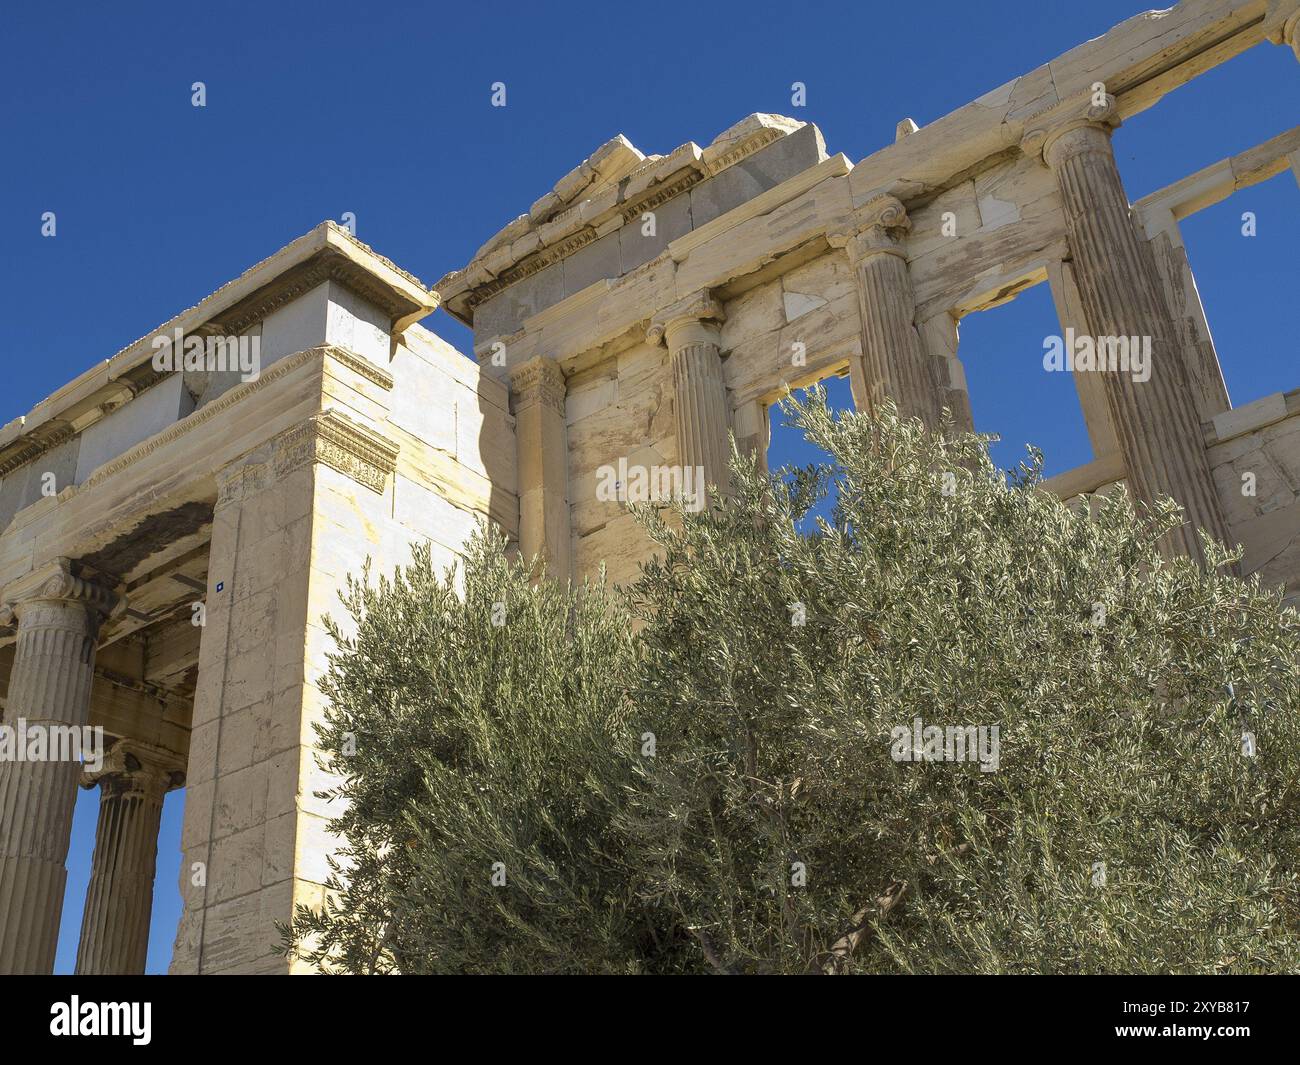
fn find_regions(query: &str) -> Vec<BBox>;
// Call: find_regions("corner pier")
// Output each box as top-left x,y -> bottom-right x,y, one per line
0,223 -> 516,973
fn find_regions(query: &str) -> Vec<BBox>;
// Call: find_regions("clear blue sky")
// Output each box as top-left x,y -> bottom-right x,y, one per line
1,1 -> 1294,973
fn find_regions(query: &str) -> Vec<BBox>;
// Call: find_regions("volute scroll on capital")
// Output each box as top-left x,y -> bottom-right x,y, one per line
830,193 -> 913,263
0,557 -> 125,629
645,291 -> 725,348
1020,90 -> 1119,166
81,739 -> 187,797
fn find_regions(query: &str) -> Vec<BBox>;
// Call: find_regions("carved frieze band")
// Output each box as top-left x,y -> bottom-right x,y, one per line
703,127 -> 785,176
617,169 -> 705,225
215,461 -> 270,510
272,411 -> 400,494
324,346 -> 394,391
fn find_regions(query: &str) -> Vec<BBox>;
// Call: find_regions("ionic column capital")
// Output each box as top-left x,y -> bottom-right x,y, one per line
830,194 -> 911,262
1266,0 -> 1300,60
82,739 -> 186,799
646,291 -> 725,349
0,558 -> 123,629
1020,90 -> 1120,168
507,355 -> 566,416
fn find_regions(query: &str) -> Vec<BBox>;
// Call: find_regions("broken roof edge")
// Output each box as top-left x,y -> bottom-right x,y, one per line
845,0 -> 1276,207
434,113 -> 822,319
0,221 -> 440,455
435,1 -> 1282,328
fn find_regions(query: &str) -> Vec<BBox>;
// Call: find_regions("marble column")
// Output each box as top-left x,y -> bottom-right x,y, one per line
0,559 -> 120,974
837,195 -> 942,428
1046,257 -> 1123,459
75,741 -> 184,974
508,356 -> 571,583
648,292 -> 730,505
918,311 -> 974,433
1022,92 -> 1231,565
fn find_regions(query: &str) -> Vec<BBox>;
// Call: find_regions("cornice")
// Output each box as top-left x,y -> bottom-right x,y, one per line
208,246 -> 434,336
441,116 -> 812,321
79,345 -> 324,492
324,346 -> 394,391
0,359 -> 167,479
0,421 -> 77,478
0,223 -> 432,484
618,167 -> 706,225
464,230 -> 600,311
702,126 -> 786,176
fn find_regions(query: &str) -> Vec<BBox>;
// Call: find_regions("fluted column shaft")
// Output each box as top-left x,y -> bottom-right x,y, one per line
0,562 -> 118,974
665,317 -> 731,503
75,743 -> 182,974
1034,118 -> 1230,564
842,196 -> 941,428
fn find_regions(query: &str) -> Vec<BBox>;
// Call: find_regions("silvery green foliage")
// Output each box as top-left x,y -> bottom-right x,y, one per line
284,393 -> 1299,974
625,393 -> 1299,974
278,534 -> 669,974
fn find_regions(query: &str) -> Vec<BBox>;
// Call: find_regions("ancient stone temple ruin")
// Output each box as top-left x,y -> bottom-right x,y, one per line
0,0 -> 1297,973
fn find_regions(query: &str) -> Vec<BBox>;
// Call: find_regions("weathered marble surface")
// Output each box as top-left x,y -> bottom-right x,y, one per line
2,0 -> 1298,976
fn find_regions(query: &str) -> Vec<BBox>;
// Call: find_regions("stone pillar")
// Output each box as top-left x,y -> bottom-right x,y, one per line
1046,258 -> 1122,458
75,741 -> 184,974
0,559 -> 119,974
508,356 -> 571,583
648,292 -> 730,505
917,311 -> 974,432
732,399 -> 771,474
836,195 -> 942,427
1022,93 -> 1231,565
171,404 -> 402,975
